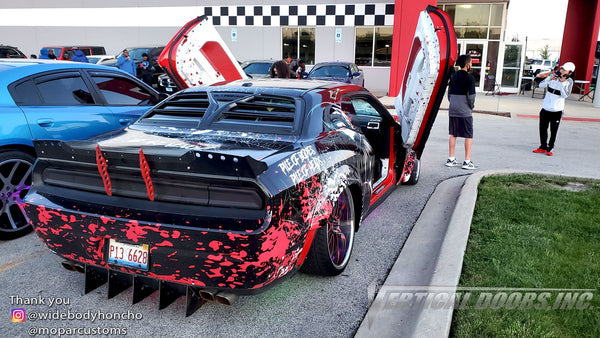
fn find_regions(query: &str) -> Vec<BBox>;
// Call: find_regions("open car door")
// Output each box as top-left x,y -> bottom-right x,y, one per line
158,15 -> 247,90
395,5 -> 457,184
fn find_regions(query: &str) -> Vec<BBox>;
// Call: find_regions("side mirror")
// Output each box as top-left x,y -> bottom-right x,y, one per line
352,72 -> 361,77
302,72 -> 308,79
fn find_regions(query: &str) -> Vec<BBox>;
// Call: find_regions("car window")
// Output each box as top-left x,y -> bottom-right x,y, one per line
311,66 -> 350,78
1,47 -> 23,58
351,64 -> 359,73
127,48 -> 152,59
242,63 -> 273,75
91,47 -> 106,55
91,76 -> 154,105
350,97 -> 380,117
11,80 -> 43,105
36,75 -> 95,105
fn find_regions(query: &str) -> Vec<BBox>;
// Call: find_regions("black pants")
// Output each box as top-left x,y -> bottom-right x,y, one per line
539,108 -> 562,151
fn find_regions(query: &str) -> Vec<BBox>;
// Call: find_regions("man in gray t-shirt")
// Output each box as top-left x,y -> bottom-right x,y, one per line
445,54 -> 477,170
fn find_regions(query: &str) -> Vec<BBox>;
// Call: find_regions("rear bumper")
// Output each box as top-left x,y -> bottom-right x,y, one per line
24,191 -> 308,294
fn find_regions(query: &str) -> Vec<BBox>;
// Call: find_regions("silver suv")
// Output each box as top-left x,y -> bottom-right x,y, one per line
525,59 -> 553,76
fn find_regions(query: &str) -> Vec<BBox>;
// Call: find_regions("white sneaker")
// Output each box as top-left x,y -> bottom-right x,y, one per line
462,161 -> 478,170
445,158 -> 459,167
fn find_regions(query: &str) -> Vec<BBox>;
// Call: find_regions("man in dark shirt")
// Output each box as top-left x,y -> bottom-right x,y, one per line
445,54 -> 477,170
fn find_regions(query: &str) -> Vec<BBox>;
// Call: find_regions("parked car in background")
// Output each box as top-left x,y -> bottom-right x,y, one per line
240,59 -> 276,78
43,46 -> 107,61
87,54 -> 116,64
305,62 -> 365,86
525,59 -> 554,76
100,46 -> 165,86
0,59 -> 163,239
0,45 -> 27,58
24,6 -> 456,314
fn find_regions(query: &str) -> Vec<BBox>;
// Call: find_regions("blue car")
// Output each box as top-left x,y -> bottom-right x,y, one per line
305,62 -> 365,86
0,59 -> 162,238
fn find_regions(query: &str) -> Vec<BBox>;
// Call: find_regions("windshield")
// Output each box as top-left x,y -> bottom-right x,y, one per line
242,62 -> 273,75
310,65 -> 350,78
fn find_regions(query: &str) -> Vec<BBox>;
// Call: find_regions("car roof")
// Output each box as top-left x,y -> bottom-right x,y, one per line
242,59 -> 276,64
313,62 -> 354,67
43,46 -> 105,49
0,59 -> 131,86
187,78 -> 364,97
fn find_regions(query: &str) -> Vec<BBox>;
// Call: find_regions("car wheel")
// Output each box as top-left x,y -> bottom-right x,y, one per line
405,159 -> 420,185
301,186 -> 355,276
0,151 -> 34,239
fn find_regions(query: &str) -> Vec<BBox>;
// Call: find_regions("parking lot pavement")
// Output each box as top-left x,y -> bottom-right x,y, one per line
2,99 -> 599,338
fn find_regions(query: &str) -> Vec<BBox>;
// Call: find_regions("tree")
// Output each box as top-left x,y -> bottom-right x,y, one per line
539,44 -> 550,59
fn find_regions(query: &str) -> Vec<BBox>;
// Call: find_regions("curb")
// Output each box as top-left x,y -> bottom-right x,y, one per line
355,170 -> 599,338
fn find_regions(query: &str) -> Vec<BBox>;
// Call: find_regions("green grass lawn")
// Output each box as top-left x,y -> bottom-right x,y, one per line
450,175 -> 600,337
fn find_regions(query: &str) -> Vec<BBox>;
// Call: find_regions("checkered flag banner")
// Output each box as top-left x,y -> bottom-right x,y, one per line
200,4 -> 394,26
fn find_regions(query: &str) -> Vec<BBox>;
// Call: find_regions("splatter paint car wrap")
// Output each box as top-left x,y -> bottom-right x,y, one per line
24,80 -> 375,294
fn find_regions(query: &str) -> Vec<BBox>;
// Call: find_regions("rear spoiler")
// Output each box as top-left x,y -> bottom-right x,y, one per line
34,140 -> 268,179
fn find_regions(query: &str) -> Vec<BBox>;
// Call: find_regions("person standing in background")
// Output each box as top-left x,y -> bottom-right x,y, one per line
70,48 -> 89,63
532,62 -> 575,156
137,53 -> 155,86
47,49 -> 57,59
38,48 -> 50,59
270,60 -> 291,78
117,49 -> 136,76
445,54 -> 477,170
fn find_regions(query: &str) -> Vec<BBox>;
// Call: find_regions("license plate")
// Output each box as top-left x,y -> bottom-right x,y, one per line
107,239 -> 149,270
166,87 -> 173,92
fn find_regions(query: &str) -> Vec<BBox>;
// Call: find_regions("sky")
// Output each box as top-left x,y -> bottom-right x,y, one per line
505,0 -> 569,41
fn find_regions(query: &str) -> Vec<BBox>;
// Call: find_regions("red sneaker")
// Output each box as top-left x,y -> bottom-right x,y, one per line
546,151 -> 553,156
533,148 -> 547,154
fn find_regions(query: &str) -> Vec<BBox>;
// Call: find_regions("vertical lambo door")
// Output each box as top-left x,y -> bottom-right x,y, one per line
394,5 -> 457,185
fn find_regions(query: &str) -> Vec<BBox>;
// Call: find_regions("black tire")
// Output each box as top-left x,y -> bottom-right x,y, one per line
405,159 -> 420,185
300,186 -> 355,276
0,151 -> 35,239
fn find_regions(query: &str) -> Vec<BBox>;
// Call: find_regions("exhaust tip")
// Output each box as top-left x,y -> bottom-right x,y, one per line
199,290 -> 216,302
61,260 -> 76,271
215,292 -> 238,305
73,263 -> 85,273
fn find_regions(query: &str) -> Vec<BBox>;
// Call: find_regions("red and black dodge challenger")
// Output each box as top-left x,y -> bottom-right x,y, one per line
23,6 -> 456,315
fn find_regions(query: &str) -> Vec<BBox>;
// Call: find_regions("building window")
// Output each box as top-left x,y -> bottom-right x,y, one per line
355,27 -> 393,67
282,28 -> 315,65
444,4 -> 503,41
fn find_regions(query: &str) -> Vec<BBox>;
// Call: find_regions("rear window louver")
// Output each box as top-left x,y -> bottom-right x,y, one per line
139,91 -> 299,134
149,92 -> 210,118
219,96 -> 296,125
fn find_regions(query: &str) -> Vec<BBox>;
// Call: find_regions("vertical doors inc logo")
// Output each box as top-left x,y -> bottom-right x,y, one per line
11,308 -> 25,322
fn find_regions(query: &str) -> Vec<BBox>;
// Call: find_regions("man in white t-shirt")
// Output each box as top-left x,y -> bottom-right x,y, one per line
533,62 -> 575,156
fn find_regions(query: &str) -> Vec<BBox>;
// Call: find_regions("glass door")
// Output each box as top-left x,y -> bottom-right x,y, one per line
498,42 -> 525,92
458,41 -> 487,91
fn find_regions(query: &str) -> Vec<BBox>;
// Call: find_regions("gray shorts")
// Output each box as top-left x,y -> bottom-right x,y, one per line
449,116 -> 473,138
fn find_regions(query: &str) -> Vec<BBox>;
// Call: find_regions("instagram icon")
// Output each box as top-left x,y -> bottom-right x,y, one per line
11,308 -> 25,322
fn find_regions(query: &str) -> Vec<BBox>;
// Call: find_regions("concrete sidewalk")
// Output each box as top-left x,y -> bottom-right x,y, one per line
378,91 -> 600,121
